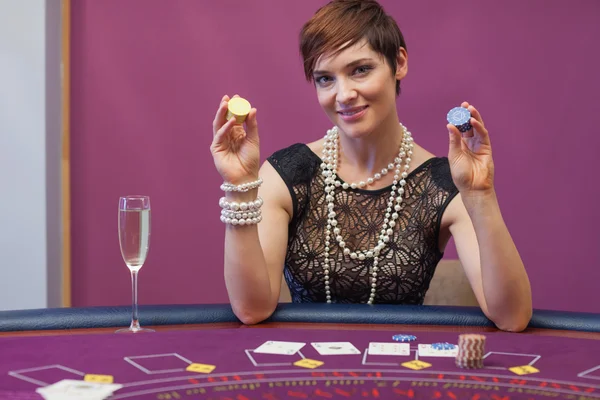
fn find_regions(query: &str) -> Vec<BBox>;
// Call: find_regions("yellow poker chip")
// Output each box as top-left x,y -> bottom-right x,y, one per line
294,359 -> 324,369
226,97 -> 251,124
83,374 -> 114,384
401,360 -> 431,370
186,363 -> 216,374
509,365 -> 539,375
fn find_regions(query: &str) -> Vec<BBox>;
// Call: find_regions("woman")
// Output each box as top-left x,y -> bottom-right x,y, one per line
210,0 -> 532,331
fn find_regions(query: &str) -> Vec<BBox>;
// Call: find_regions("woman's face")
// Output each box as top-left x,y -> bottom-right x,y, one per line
312,40 -> 407,139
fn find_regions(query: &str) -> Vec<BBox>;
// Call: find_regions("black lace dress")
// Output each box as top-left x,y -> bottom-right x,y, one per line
267,143 -> 459,304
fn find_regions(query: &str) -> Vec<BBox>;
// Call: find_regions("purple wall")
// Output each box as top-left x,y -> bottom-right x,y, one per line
70,0 -> 600,312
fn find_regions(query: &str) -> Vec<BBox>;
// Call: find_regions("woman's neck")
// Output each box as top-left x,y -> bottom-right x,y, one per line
337,113 -> 405,178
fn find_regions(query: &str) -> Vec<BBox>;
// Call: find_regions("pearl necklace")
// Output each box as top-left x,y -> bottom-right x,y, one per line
320,124 -> 414,304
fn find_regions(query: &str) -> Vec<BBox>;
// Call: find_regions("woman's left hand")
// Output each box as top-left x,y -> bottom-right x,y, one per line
447,102 -> 494,194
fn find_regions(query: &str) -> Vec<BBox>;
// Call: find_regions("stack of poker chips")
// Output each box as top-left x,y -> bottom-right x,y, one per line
392,334 -> 417,342
455,334 -> 486,369
432,342 -> 455,350
447,106 -> 472,133
226,97 -> 251,124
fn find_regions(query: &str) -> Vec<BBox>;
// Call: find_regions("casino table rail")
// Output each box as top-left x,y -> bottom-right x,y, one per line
0,303 -> 598,333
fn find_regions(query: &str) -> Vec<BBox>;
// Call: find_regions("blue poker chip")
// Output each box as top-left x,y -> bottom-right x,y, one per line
431,342 -> 456,350
447,107 -> 472,133
392,334 -> 417,342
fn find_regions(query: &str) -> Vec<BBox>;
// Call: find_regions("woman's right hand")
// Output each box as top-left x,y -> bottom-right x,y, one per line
210,95 -> 260,184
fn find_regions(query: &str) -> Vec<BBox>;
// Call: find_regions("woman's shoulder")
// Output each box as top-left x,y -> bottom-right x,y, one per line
267,141 -> 321,165
411,144 -> 456,192
266,140 -> 323,186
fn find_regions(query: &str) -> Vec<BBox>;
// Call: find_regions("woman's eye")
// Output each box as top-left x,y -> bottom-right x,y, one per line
315,76 -> 332,85
354,65 -> 373,75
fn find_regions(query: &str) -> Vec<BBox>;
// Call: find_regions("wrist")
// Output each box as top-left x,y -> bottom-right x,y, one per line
221,176 -> 261,201
225,174 -> 260,186
224,188 -> 259,202
461,189 -> 499,214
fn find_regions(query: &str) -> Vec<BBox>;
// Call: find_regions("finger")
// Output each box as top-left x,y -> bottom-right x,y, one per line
471,118 -> 490,145
244,108 -> 259,142
462,127 -> 475,138
461,101 -> 470,109
470,118 -> 491,145
231,123 -> 247,141
447,124 -> 463,158
212,100 -> 230,135
467,105 -> 484,126
213,115 -> 237,146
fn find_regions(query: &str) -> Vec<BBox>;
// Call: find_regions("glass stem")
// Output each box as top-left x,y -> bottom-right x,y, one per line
130,270 -> 140,331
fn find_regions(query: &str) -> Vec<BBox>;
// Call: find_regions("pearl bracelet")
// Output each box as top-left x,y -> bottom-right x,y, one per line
220,178 -> 263,192
220,212 -> 262,226
221,209 -> 262,219
219,196 -> 263,211
219,196 -> 264,225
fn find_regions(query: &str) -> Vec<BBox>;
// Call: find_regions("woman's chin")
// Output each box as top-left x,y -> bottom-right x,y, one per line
335,119 -> 375,140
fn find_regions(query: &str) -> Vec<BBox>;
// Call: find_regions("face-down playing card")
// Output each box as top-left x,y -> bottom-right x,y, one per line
311,342 -> 361,355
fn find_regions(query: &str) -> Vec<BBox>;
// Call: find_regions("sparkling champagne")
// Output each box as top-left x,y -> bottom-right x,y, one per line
118,208 -> 150,271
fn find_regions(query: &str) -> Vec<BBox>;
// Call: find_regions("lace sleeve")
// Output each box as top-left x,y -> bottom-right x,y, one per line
428,157 -> 459,238
266,143 -> 321,226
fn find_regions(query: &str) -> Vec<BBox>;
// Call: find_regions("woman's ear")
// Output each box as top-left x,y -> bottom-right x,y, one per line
395,47 -> 408,80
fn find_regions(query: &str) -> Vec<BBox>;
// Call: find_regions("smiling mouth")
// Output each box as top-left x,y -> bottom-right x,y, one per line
337,106 -> 368,116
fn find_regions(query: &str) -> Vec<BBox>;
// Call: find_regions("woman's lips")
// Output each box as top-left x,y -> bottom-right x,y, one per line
337,106 -> 368,122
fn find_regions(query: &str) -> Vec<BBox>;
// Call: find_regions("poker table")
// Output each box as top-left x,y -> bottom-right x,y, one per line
1,303 -> 599,399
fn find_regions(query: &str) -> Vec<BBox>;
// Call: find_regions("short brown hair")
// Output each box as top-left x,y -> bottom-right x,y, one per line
299,0 -> 407,95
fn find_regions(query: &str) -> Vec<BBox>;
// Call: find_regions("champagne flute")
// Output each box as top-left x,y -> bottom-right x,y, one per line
116,195 -> 154,333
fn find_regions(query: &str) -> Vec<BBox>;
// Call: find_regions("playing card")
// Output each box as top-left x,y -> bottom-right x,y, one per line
368,342 -> 410,356
37,389 -> 100,400
418,344 -> 458,357
36,379 -> 122,399
311,342 -> 361,355
253,340 -> 306,355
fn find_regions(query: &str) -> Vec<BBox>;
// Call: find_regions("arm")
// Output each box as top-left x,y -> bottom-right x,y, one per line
446,193 -> 532,332
223,162 -> 291,324
446,102 -> 532,332
210,95 -> 291,325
